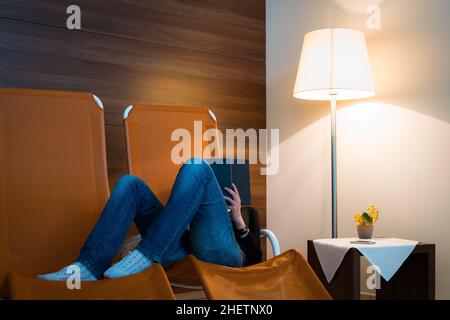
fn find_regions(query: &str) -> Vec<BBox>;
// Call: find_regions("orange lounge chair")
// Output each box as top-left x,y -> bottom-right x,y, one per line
187,250 -> 331,300
123,104 -> 330,299
0,88 -> 174,300
123,103 -> 219,205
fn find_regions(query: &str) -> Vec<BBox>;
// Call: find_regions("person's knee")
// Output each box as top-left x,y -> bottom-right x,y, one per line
184,158 -> 211,169
185,157 -> 208,165
181,158 -> 212,177
116,175 -> 142,190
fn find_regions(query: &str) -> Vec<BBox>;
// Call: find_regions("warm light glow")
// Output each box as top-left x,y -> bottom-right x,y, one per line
332,0 -> 384,14
293,28 -> 375,101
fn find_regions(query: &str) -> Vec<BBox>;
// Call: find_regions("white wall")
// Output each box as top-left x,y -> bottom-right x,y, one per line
267,0 -> 450,299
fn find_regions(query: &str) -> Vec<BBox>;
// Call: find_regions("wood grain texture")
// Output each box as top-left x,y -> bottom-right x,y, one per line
0,0 -> 265,61
0,0 -> 266,230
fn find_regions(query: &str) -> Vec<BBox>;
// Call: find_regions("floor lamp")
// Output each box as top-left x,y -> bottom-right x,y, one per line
293,28 -> 375,238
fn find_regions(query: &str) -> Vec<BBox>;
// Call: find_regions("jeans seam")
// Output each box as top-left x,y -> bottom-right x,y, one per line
83,179 -> 138,271
157,167 -> 210,259
139,163 -> 211,263
99,188 -> 135,250
143,184 -> 204,263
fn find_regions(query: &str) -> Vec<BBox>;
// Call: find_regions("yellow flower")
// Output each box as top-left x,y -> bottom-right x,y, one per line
371,210 -> 379,222
367,204 -> 379,222
354,213 -> 363,224
355,205 -> 380,225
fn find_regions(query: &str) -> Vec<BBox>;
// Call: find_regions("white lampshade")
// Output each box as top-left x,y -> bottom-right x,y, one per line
293,28 -> 375,101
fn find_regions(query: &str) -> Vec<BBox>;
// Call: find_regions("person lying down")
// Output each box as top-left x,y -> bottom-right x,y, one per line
38,158 -> 262,281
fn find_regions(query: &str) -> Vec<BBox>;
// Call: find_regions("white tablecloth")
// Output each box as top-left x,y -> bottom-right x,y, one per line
312,238 -> 419,283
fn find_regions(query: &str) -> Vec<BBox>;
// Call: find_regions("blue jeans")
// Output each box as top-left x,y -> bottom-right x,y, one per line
77,158 -> 244,279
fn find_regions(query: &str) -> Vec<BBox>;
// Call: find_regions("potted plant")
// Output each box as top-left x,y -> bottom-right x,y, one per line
354,204 -> 379,239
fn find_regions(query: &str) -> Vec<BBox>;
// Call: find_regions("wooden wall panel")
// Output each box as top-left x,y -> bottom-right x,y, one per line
0,0 -> 264,61
0,0 -> 266,228
0,19 -> 265,127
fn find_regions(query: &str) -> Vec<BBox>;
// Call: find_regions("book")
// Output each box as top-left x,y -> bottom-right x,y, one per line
206,158 -> 252,206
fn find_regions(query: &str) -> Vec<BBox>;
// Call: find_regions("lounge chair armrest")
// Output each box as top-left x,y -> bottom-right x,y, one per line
259,229 -> 281,257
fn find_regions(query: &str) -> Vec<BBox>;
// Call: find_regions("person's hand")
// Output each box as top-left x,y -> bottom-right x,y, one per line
224,183 -> 246,230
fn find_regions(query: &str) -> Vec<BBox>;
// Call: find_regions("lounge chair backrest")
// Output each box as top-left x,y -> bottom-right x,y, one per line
0,88 -> 110,297
124,104 -> 218,204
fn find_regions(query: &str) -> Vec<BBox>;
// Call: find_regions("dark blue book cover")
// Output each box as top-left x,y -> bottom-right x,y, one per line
207,159 -> 252,206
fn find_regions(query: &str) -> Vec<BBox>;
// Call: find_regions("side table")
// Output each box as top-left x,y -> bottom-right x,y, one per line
307,240 -> 435,300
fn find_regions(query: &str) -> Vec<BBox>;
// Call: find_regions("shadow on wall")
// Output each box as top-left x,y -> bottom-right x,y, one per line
267,0 -> 450,299
270,100 -> 450,287
275,102 -> 450,234
347,0 -> 450,124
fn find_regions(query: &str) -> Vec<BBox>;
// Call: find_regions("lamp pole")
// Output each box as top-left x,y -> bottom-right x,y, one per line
330,94 -> 338,238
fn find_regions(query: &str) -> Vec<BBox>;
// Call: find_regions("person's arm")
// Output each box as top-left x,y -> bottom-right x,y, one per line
224,184 -> 262,265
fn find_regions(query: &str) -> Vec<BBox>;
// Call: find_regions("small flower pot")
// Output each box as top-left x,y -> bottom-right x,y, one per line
357,224 -> 374,239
